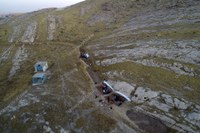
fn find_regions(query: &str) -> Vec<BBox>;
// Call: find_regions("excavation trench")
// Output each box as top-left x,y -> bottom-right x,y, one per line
79,50 -> 170,133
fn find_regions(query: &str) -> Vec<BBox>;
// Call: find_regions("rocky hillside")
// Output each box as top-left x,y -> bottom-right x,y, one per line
0,0 -> 200,132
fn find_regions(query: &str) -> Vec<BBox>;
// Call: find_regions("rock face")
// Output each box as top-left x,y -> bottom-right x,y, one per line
93,39 -> 200,67
185,113 -> 200,128
104,70 -> 200,132
127,82 -> 199,132
131,87 -> 159,104
149,99 -> 173,112
90,1 -> 200,72
89,4 -> 200,131
161,94 -> 174,107
174,98 -> 190,110
135,59 -> 196,77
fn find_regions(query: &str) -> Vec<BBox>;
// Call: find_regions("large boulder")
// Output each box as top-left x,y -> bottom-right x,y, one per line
174,98 -> 190,110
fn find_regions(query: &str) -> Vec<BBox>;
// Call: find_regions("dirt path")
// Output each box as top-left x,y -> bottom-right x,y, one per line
67,90 -> 95,113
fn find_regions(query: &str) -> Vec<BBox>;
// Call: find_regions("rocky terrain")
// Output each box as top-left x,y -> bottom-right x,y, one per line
0,0 -> 200,132
47,15 -> 62,41
8,44 -> 28,79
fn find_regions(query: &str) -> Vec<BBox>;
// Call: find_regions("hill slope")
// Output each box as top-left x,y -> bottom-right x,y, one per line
0,0 -> 200,132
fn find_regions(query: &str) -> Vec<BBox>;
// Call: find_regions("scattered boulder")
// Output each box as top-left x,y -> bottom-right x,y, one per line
153,114 -> 176,126
43,125 -> 52,132
148,99 -> 172,112
195,105 -> 200,110
161,94 -> 174,107
174,98 -> 190,110
35,114 -> 45,124
185,112 -> 200,128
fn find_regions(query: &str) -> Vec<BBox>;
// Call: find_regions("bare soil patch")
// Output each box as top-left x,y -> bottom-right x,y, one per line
126,109 -> 168,133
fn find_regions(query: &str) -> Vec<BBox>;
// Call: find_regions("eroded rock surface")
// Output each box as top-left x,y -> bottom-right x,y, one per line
21,22 -> 37,43
103,70 -> 200,132
47,15 -> 61,41
9,45 -> 28,79
132,87 -> 159,104
47,16 -> 56,41
136,59 -> 196,77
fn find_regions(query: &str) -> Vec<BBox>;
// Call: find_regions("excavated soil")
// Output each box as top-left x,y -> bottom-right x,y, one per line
127,109 -> 168,133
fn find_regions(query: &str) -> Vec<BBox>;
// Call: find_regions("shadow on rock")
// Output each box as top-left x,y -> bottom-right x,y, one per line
126,109 -> 169,133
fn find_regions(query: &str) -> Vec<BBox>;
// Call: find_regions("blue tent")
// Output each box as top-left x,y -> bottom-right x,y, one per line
37,65 -> 43,71
32,73 -> 46,86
